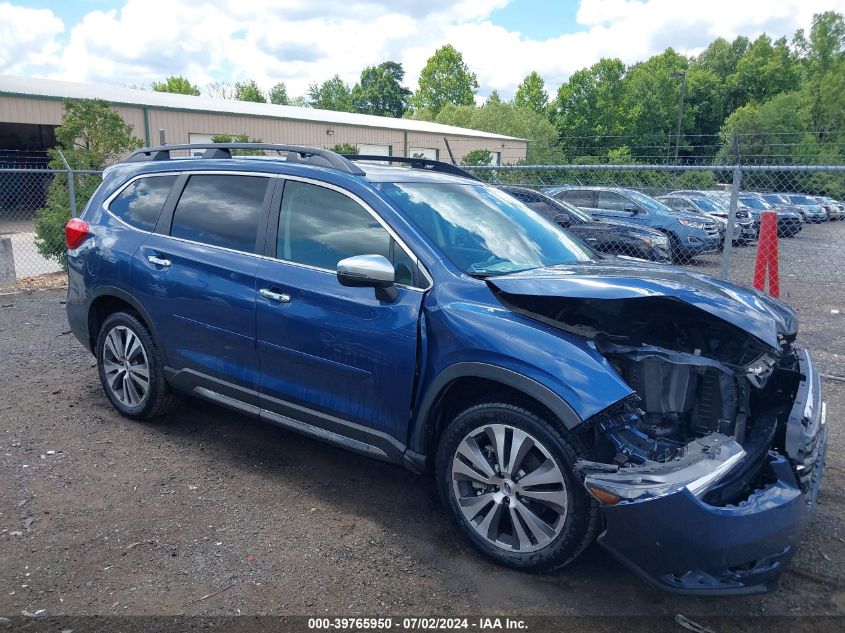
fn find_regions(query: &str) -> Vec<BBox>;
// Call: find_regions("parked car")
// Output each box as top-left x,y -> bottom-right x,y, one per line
738,194 -> 804,237
658,193 -> 756,244
65,144 -> 826,595
501,186 -> 671,262
783,194 -> 829,222
814,196 -> 844,221
545,186 -> 722,263
683,190 -> 804,237
755,193 -> 816,224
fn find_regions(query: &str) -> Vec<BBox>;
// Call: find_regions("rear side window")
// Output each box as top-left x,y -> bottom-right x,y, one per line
108,175 -> 176,231
556,190 -> 594,207
171,174 -> 270,252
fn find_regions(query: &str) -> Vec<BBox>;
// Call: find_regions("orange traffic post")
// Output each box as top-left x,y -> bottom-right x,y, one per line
752,210 -> 780,298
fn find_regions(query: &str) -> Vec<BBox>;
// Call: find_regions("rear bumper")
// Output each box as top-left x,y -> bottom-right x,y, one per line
595,347 -> 827,595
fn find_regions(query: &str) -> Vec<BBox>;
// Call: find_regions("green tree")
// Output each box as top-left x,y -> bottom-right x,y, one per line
486,90 -> 502,104
151,75 -> 200,95
435,100 -> 560,164
35,99 -> 142,267
727,35 -> 797,108
411,44 -> 478,115
351,61 -> 411,117
796,11 -> 845,133
269,82 -> 289,105
461,149 -> 492,166
328,143 -> 358,154
552,58 -> 627,153
234,79 -> 266,103
307,75 -> 354,112
513,71 -> 548,114
210,133 -> 264,155
621,48 -> 689,160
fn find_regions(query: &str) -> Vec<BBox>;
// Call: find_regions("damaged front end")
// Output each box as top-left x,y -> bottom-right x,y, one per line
489,265 -> 827,594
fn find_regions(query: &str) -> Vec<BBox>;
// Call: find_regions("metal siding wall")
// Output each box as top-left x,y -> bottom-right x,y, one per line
0,96 -> 65,125
0,96 -> 527,162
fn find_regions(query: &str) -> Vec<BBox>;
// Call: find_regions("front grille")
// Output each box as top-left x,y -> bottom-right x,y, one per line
704,223 -> 720,238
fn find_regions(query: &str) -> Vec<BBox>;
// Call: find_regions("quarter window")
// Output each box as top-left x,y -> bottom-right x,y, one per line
170,174 -> 270,252
277,180 -> 417,285
109,175 -> 176,231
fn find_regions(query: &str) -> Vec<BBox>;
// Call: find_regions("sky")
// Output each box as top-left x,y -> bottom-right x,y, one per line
2,0 -> 845,102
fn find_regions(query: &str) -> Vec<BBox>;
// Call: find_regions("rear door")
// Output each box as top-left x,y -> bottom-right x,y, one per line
134,171 -> 276,401
254,177 -> 425,447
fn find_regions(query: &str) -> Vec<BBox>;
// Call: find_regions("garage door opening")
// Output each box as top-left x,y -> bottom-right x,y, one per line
0,123 -> 57,222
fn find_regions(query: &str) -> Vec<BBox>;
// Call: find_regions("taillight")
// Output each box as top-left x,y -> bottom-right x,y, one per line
65,218 -> 90,249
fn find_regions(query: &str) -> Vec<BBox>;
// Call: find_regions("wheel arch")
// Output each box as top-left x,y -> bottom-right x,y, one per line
406,363 -> 582,471
87,287 -> 159,353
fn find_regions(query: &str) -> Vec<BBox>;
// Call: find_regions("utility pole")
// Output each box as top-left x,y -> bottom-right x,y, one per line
671,71 -> 686,164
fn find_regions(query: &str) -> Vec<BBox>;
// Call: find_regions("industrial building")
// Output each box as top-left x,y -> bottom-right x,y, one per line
0,75 -> 526,165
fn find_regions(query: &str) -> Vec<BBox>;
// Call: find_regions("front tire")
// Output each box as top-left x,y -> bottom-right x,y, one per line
435,403 -> 599,572
96,311 -> 178,420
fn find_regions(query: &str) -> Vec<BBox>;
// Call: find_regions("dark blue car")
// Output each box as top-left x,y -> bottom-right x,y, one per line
65,145 -> 827,595
545,186 -> 723,264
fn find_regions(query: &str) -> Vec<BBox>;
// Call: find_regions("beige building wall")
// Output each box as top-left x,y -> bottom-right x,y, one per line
0,95 -> 527,164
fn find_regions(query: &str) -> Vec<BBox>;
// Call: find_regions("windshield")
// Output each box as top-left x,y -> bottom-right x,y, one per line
547,197 -> 592,222
711,192 -> 749,208
376,182 -> 598,275
763,193 -> 787,205
626,190 -> 671,213
690,197 -> 726,213
788,194 -> 817,204
739,196 -> 771,210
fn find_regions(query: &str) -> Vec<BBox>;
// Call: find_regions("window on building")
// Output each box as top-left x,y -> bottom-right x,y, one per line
409,147 -> 438,160
170,174 -> 269,252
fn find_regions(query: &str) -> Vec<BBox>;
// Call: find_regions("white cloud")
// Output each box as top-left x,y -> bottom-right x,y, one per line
0,2 -> 64,75
1,0 -> 844,100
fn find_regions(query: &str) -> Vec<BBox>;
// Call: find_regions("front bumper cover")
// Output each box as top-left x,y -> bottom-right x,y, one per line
594,347 -> 827,595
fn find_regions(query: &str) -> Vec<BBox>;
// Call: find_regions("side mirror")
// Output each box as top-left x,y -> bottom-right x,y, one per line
553,213 -> 571,227
337,254 -> 398,302
624,205 -> 639,214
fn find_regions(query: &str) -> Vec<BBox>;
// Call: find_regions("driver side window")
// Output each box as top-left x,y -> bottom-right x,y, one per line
277,180 -> 417,286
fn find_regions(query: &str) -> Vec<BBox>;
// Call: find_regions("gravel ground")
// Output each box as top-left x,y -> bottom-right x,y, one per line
0,265 -> 843,626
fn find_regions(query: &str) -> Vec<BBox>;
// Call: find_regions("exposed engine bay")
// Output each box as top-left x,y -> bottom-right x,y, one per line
493,292 -> 811,505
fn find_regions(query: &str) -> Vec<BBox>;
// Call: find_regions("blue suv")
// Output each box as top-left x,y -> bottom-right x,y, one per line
65,144 -> 826,595
546,186 -> 722,264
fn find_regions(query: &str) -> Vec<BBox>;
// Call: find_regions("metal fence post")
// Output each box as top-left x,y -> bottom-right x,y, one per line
719,134 -> 742,279
57,149 -> 77,217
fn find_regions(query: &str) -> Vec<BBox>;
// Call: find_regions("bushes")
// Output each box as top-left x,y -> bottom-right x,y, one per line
34,99 -> 141,268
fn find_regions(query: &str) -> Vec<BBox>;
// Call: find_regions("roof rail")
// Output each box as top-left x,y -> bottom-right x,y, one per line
124,143 -> 365,176
342,155 -> 481,181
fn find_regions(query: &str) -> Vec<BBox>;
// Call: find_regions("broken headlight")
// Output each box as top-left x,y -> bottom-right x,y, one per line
576,433 -> 746,505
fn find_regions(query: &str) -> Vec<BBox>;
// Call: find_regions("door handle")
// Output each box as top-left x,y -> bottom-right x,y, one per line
259,288 -> 291,303
147,255 -> 171,268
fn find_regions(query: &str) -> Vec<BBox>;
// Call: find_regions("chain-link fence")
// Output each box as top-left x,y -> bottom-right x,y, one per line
467,163 -> 845,375
0,156 -> 104,287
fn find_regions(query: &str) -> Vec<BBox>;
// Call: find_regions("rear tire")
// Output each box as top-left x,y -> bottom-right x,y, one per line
435,402 -> 599,572
95,311 -> 179,420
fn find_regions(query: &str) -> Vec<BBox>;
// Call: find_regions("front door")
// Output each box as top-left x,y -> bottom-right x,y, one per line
255,178 -> 425,446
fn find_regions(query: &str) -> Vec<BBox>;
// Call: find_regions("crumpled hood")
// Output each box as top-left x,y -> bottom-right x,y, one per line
486,260 -> 797,351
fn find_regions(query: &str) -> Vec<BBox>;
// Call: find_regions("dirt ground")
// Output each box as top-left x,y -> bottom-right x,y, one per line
0,265 -> 843,628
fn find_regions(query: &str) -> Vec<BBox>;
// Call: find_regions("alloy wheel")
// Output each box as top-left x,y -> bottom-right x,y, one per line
451,423 -> 569,553
101,325 -> 150,408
